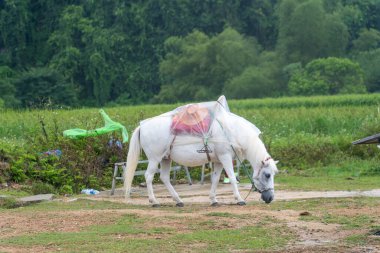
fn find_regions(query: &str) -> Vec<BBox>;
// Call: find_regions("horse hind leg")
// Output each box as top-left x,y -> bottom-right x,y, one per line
145,161 -> 160,207
160,159 -> 184,207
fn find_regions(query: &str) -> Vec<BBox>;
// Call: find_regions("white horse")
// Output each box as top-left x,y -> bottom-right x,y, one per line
124,96 -> 278,207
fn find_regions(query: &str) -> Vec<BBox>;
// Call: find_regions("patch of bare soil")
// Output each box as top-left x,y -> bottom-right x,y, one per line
0,210 -> 124,238
99,183 -> 380,251
0,246 -> 57,253
1,183 -> 379,252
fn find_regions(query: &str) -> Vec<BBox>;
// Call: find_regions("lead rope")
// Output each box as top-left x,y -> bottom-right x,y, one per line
244,185 -> 253,201
230,144 -> 255,186
215,119 -> 256,187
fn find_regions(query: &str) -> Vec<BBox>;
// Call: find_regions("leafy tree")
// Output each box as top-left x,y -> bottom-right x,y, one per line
352,28 -> 380,52
225,66 -> 274,99
156,28 -> 260,102
88,52 -> 114,106
225,51 -> 284,98
341,0 -> 380,31
14,67 -> 77,108
338,4 -> 365,42
277,0 -> 348,64
324,14 -> 349,57
289,57 -> 366,95
48,4 -> 127,106
287,0 -> 326,63
354,49 -> 380,92
0,66 -> 19,107
49,46 -> 81,85
2,0 -> 380,106
0,0 -> 30,67
238,0 -> 278,49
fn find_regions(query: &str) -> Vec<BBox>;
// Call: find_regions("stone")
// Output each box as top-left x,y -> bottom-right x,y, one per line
18,194 -> 54,203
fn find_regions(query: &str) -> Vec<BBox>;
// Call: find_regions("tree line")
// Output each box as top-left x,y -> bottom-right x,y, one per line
0,0 -> 380,108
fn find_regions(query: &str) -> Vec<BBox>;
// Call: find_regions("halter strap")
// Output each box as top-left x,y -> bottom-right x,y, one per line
262,156 -> 272,164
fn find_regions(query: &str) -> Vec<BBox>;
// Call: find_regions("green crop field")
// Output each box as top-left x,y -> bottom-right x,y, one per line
0,94 -> 380,193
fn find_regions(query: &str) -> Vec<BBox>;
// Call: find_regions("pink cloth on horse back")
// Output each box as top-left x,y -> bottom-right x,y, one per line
171,114 -> 211,135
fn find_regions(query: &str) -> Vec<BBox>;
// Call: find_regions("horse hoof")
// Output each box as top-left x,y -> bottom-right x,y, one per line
176,202 -> 184,207
152,204 -> 161,208
237,201 -> 246,206
211,202 -> 219,207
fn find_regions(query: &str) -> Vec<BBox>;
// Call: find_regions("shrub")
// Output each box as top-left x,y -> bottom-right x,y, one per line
5,134 -> 126,193
289,57 -> 366,96
0,197 -> 22,209
31,182 -> 55,195
59,185 -> 73,195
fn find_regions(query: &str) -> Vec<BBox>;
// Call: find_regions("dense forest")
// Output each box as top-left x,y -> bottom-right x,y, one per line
1,0 -> 380,108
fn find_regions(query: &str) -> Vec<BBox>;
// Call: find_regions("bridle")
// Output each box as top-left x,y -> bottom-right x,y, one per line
252,157 -> 274,193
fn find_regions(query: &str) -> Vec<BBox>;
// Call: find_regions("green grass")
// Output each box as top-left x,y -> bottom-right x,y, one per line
231,93 -> 380,109
265,197 -> 380,211
1,201 -> 294,252
300,213 -> 376,229
0,198 -> 144,212
175,223 -> 292,252
205,212 -> 250,219
344,234 -> 368,245
0,188 -> 31,197
1,197 -> 379,252
2,214 -> 176,252
276,175 -> 380,191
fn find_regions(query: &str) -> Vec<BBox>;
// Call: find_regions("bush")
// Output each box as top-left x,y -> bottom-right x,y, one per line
4,135 -> 126,194
31,182 -> 55,194
289,57 -> 366,96
0,197 -> 22,209
225,66 -> 275,99
59,185 -> 73,195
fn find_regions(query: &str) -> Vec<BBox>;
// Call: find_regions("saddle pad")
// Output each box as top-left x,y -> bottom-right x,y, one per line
171,113 -> 211,135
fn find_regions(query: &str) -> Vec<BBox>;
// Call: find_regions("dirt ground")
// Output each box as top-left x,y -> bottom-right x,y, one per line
106,182 -> 380,205
1,183 -> 379,252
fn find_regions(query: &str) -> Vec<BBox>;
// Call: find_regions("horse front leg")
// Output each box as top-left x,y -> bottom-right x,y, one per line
145,161 -> 160,207
209,162 -> 223,206
160,159 -> 184,207
219,155 -> 245,205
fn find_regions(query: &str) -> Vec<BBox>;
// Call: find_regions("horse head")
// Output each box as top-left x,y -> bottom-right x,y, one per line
253,158 -> 278,204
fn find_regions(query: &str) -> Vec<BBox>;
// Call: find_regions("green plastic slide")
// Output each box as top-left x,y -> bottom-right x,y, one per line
63,109 -> 128,143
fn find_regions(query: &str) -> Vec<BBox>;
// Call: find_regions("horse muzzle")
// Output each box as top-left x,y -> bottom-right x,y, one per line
261,190 -> 274,204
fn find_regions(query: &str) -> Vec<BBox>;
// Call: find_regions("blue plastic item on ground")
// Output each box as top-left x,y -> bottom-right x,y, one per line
42,149 -> 62,157
81,189 -> 100,195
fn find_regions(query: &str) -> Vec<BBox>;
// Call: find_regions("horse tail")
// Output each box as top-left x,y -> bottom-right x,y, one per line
124,126 -> 141,200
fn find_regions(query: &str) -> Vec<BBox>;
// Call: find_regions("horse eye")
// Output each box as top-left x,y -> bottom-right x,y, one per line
264,172 -> 271,179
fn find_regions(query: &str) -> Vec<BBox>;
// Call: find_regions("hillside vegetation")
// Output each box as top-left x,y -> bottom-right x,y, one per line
1,0 -> 380,107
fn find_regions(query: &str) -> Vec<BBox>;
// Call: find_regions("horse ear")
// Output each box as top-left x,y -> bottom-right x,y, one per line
274,160 -> 279,165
